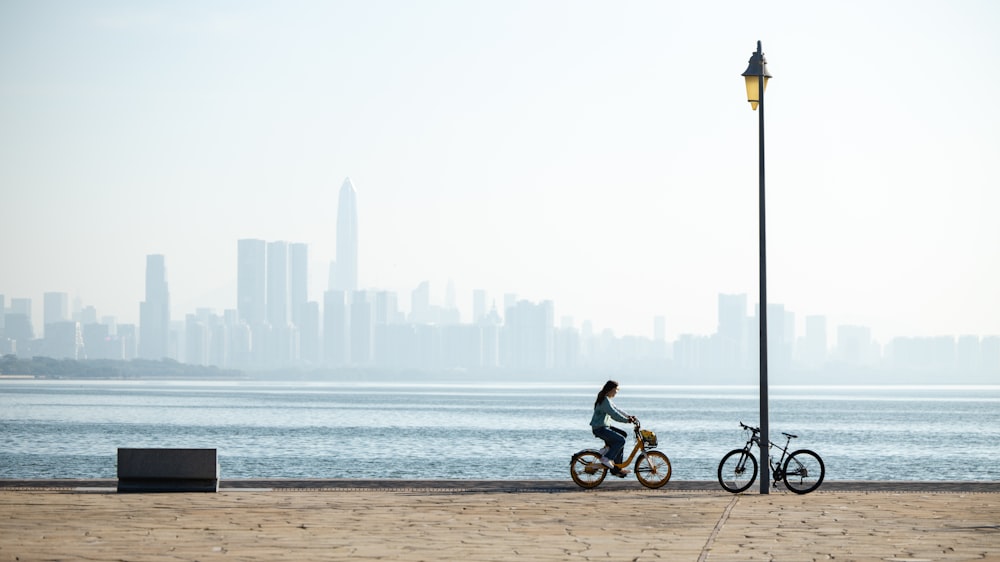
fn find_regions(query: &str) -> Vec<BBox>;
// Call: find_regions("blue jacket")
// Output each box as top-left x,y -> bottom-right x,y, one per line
590,397 -> 631,428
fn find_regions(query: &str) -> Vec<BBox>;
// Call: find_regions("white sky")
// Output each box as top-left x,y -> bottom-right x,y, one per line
1,0 -> 998,344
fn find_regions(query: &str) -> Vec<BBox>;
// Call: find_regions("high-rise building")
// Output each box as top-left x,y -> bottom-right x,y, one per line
410,281 -> 431,324
46,321 -> 82,359
654,316 -> 666,341
752,302 -> 790,370
835,325 -> 875,366
81,322 -> 109,359
43,292 -> 69,334
351,290 -> 373,365
718,294 -> 747,341
324,290 -> 349,366
298,301 -> 321,365
79,305 -> 98,325
266,241 -> 289,328
289,243 -> 308,327
9,298 -> 30,316
717,293 -> 747,369
117,323 -> 137,360
331,177 -> 359,291
237,239 -> 267,327
472,289 -> 487,325
504,299 -> 555,370
373,290 -> 401,326
4,297 -> 34,353
442,280 -> 459,324
801,315 -> 827,369
139,254 -> 170,359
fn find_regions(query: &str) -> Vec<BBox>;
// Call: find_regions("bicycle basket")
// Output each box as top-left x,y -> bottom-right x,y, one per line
639,429 -> 657,447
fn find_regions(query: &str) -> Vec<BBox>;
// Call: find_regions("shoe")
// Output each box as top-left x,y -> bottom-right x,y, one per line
599,456 -> 614,469
611,467 -> 631,478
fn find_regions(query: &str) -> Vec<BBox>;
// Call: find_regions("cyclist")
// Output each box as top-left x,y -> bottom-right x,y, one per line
590,380 -> 636,477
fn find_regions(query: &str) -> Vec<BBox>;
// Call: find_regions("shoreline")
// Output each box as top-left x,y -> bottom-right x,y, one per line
3,478 -> 999,493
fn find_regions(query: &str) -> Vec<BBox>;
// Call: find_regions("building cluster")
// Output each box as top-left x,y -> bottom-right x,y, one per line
3,286 -> 998,381
2,178 -> 998,380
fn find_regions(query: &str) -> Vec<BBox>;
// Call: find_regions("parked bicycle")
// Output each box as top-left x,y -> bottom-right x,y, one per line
570,420 -> 672,489
717,421 -> 825,494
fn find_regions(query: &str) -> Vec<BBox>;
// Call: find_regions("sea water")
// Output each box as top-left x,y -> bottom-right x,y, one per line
1,379 -> 997,481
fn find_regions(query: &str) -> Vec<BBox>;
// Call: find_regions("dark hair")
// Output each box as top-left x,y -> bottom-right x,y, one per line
594,380 -> 619,408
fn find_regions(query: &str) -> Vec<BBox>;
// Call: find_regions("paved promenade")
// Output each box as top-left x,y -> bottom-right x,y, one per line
1,480 -> 998,561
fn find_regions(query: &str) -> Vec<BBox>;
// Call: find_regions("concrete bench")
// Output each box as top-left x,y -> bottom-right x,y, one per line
117,448 -> 219,493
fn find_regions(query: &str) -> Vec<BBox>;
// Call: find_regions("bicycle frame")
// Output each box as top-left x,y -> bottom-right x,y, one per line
759,437 -> 794,481
612,424 -> 655,472
741,424 -> 796,484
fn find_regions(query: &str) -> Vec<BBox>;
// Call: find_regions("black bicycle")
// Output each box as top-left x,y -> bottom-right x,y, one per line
717,421 -> 825,494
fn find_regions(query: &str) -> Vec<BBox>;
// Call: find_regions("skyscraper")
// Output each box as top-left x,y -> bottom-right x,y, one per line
331,177 -> 359,292
717,293 -> 748,369
139,254 -> 170,360
266,241 -> 289,327
801,315 -> 827,369
4,297 -> 34,347
237,239 -> 266,327
504,299 -> 555,370
324,289 -> 349,366
289,242 -> 308,326
43,292 -> 69,333
472,289 -> 487,325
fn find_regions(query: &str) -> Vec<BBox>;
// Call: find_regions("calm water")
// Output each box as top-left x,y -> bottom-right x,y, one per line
1,380 -> 998,482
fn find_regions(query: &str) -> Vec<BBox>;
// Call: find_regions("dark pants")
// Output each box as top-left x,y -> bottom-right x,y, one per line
592,425 -> 627,463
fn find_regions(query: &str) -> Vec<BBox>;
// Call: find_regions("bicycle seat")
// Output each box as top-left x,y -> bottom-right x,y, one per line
782,432 -> 798,439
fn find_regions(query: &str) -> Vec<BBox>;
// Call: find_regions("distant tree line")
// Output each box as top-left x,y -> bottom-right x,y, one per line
0,355 -> 244,379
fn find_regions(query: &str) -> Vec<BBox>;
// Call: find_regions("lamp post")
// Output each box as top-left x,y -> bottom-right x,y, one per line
742,40 -> 772,494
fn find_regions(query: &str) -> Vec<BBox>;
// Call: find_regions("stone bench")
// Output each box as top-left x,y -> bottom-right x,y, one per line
117,448 -> 219,493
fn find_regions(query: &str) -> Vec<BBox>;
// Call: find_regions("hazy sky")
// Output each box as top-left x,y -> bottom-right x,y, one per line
2,1 -> 998,343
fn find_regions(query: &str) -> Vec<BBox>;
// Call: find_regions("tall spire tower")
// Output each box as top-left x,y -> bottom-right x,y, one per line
139,254 -> 170,359
332,177 -> 359,291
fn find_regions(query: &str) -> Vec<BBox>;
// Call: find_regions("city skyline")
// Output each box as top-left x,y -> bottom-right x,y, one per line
2,208 -> 998,382
3,238 -> 998,347
2,172 -> 999,345
2,2 -> 998,344
3,268 -> 997,383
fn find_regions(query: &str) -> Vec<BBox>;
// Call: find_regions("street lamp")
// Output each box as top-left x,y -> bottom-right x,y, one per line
742,40 -> 772,494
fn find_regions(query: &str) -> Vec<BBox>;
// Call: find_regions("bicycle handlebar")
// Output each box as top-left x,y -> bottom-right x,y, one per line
739,421 -> 797,440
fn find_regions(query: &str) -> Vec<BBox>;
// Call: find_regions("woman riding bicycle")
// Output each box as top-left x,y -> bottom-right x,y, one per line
590,380 -> 636,478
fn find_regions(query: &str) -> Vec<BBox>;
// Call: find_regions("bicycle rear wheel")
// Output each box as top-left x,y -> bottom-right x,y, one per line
782,449 -> 825,494
718,449 -> 757,493
570,451 -> 608,489
634,451 -> 672,489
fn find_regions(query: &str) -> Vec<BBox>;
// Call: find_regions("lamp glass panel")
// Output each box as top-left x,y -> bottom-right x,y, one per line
744,75 -> 760,110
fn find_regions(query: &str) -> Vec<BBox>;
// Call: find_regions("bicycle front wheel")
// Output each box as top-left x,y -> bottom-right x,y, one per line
570,451 -> 608,489
634,451 -> 672,489
782,449 -> 825,494
718,449 -> 757,493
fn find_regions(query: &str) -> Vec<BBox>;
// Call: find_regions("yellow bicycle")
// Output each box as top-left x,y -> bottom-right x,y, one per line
570,420 -> 672,489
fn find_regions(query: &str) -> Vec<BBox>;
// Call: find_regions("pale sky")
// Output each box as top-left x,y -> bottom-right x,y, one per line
1,0 -> 998,344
